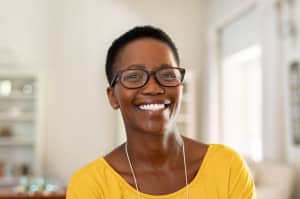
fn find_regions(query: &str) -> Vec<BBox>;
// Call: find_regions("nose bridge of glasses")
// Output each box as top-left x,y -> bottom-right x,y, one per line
142,70 -> 164,92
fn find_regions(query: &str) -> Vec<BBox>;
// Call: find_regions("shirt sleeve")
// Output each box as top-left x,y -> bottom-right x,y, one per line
228,150 -> 257,199
66,170 -> 104,199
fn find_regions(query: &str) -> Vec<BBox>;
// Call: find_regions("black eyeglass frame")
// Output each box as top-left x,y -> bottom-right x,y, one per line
110,67 -> 186,89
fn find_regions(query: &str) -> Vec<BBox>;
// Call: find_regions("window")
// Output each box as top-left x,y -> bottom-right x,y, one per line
219,7 -> 263,161
221,45 -> 262,161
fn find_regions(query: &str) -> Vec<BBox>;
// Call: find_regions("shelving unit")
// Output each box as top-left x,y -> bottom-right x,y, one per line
117,70 -> 197,144
0,71 -> 41,184
289,62 -> 300,145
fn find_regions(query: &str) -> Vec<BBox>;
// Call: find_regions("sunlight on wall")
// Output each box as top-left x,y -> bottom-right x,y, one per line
222,44 -> 262,161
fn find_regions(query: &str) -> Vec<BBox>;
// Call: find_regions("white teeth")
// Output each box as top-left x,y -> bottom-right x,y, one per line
139,104 -> 165,111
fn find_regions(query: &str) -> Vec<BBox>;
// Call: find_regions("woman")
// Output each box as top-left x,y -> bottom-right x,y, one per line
67,26 -> 256,199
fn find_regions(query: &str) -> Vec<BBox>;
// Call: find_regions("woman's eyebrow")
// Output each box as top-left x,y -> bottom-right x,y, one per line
126,64 -> 174,70
126,64 -> 146,69
160,64 -> 173,68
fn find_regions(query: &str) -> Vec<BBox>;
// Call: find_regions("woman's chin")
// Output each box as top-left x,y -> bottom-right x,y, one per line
138,122 -> 173,136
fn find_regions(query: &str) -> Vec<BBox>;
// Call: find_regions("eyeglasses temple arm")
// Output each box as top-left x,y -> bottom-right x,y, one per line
110,74 -> 118,87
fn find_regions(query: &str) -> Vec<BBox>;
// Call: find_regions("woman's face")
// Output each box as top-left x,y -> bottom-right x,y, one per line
107,38 -> 182,135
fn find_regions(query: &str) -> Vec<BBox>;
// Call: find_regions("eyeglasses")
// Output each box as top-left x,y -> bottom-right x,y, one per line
110,66 -> 186,89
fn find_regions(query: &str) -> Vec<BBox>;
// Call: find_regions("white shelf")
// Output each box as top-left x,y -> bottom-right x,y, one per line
0,137 -> 34,147
0,113 -> 35,121
0,176 -> 19,187
0,94 -> 34,100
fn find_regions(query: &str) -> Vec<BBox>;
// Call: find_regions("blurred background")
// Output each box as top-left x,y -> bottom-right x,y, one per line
0,0 -> 299,198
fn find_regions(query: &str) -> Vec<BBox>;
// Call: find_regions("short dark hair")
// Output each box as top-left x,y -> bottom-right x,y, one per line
105,26 -> 180,86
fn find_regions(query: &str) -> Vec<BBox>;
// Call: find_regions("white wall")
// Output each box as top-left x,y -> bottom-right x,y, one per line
0,0 -> 49,69
42,0 -> 206,182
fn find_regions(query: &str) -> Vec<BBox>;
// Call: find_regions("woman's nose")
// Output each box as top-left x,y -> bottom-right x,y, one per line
141,75 -> 164,95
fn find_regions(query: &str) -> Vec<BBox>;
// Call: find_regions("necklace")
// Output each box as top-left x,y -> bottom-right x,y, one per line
124,141 -> 189,199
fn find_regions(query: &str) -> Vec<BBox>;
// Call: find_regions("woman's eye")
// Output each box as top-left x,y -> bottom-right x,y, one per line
161,72 -> 176,79
124,73 -> 142,82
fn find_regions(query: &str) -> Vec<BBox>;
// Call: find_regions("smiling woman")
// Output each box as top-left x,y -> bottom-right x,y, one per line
66,26 -> 257,199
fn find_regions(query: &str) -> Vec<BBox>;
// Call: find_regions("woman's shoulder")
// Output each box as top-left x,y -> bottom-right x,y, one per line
67,157 -> 108,198
206,143 -> 245,162
200,143 -> 249,176
182,137 -> 244,163
69,157 -> 107,184
70,144 -> 127,181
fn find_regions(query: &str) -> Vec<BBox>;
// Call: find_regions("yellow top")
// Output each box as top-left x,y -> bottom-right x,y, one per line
67,144 -> 257,199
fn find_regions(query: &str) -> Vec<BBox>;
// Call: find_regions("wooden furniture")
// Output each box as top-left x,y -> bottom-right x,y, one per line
0,196 -> 65,199
0,193 -> 65,199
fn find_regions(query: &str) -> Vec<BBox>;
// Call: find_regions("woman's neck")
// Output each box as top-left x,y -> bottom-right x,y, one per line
125,130 -> 184,169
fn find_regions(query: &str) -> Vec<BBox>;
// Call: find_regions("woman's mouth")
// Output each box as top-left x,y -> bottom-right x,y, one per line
139,104 -> 164,111
138,102 -> 170,111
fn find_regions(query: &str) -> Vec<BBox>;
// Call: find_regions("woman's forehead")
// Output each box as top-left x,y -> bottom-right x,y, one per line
113,38 -> 177,71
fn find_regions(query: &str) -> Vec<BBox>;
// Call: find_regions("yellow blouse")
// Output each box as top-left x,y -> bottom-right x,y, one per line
67,144 -> 257,199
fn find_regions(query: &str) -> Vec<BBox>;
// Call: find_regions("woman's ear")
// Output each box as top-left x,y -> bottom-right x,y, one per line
106,87 -> 119,109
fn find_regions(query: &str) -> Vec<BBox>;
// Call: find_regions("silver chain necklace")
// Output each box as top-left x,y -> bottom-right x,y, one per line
124,141 -> 189,199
